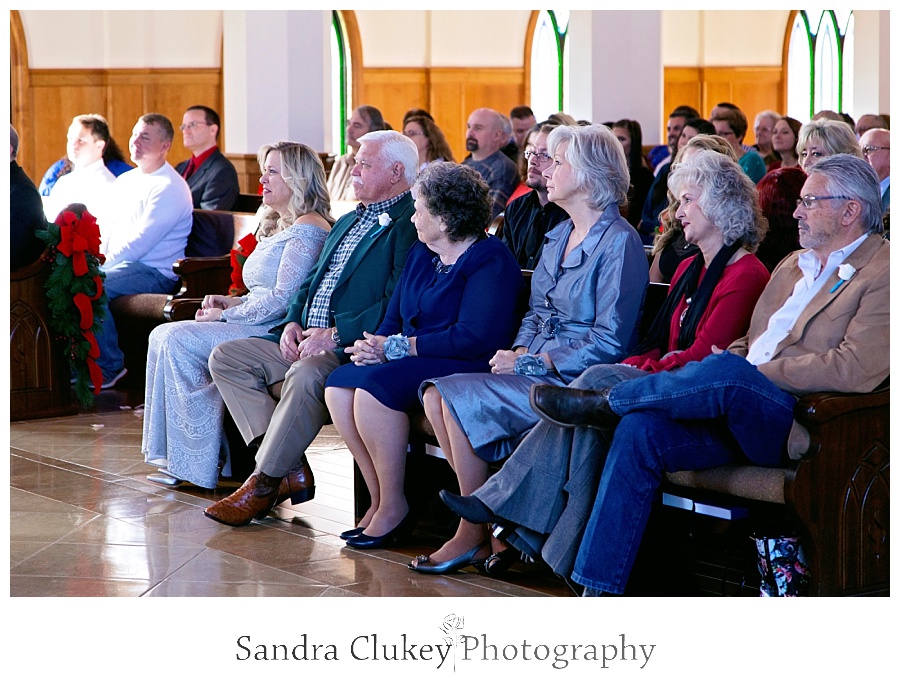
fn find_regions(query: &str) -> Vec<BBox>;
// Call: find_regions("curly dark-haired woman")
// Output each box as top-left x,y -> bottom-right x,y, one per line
323,162 -> 523,550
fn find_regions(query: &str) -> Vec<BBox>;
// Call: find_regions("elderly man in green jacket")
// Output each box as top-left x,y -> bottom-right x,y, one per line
205,130 -> 419,526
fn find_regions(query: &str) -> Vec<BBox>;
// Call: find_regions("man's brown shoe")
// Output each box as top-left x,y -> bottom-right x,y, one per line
253,462 -> 317,520
204,473 -> 281,527
282,462 -> 316,505
529,384 -> 618,429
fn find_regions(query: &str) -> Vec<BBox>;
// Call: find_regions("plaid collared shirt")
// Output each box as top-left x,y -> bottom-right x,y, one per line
305,191 -> 410,329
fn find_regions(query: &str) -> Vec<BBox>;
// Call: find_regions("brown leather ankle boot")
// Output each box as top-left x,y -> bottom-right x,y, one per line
203,472 -> 282,527
254,461 -> 317,520
283,462 -> 316,505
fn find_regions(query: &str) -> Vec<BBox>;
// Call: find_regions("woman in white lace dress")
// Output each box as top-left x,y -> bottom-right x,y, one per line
142,141 -> 332,488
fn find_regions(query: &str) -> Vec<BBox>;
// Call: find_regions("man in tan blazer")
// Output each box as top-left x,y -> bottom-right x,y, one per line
524,154 -> 889,596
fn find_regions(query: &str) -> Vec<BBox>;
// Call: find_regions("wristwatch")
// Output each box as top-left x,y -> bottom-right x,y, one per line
331,327 -> 340,346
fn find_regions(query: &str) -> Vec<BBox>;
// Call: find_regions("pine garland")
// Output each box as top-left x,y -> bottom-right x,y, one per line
35,208 -> 108,407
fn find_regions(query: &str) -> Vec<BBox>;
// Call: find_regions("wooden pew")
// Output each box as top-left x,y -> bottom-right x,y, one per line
10,251 -> 77,421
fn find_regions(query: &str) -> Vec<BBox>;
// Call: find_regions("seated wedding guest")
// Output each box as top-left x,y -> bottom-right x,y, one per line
142,141 -> 331,488
771,116 -> 802,169
528,154 -> 888,596
855,113 -> 889,138
402,109 -> 433,126
797,118 -> 862,171
510,105 -> 537,151
612,119 -> 654,229
175,105 -> 240,211
752,109 -> 781,171
501,120 -> 569,269
755,166 -> 806,272
39,121 -> 131,195
440,149 -> 770,579
10,124 -> 46,270
38,156 -> 72,196
411,124 -> 648,575
462,108 -> 519,219
675,117 -> 716,153
44,114 -> 117,221
203,130 -> 419,527
92,112 -> 193,388
649,134 -> 737,283
323,163 -> 522,550
506,114 -> 580,208
328,105 -> 386,203
638,112 -> 710,243
402,115 -> 455,170
711,107 -> 767,183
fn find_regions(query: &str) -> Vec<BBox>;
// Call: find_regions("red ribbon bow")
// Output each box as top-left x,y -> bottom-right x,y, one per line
56,210 -> 102,276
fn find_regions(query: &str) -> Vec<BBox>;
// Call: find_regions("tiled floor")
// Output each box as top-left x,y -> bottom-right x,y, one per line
10,400 -> 573,597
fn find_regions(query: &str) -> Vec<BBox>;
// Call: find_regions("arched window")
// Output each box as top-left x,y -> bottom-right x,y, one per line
785,10 -> 854,120
529,10 -> 569,120
331,10 -> 351,155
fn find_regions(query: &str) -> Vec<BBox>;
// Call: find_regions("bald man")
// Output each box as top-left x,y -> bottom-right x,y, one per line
462,108 -> 519,219
860,127 -> 890,212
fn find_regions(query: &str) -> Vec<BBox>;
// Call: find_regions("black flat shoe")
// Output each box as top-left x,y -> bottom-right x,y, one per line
408,543 -> 489,575
483,548 -> 520,578
345,511 -> 415,550
340,527 -> 365,540
439,491 -> 502,525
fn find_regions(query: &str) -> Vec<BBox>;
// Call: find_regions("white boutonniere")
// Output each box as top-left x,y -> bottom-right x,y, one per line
830,263 -> 857,293
378,212 -> 392,227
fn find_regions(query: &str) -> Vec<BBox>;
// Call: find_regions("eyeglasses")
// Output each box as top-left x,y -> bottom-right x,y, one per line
524,150 -> 552,162
862,145 -> 890,156
796,195 -> 852,209
179,122 -> 208,131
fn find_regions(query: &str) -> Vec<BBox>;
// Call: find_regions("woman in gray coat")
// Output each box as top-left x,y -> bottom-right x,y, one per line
410,124 -> 649,575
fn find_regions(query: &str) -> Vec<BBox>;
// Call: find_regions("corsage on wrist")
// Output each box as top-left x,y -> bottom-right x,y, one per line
514,354 -> 547,376
383,334 -> 411,360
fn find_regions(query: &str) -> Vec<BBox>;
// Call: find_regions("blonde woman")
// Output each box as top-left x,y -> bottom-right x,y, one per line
143,141 -> 332,488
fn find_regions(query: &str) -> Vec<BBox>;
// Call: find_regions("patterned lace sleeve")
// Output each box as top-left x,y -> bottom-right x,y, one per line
223,225 -> 327,326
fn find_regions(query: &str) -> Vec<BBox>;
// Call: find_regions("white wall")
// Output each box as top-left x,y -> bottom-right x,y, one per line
23,10 -> 222,68
17,9 -> 889,124
17,10 -> 798,70
356,10 -> 532,68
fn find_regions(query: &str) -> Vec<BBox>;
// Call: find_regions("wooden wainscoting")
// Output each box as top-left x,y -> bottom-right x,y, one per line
362,67 -> 525,161
663,66 -> 784,145
228,153 -> 262,196
25,68 -> 223,182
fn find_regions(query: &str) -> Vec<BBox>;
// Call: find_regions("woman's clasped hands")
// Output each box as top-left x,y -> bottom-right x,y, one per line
195,294 -> 243,322
347,331 -> 388,366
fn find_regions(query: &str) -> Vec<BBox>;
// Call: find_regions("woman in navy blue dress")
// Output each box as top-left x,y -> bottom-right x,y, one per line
324,162 -> 523,550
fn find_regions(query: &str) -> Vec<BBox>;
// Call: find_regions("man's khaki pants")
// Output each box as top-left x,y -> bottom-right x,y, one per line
208,337 -> 341,477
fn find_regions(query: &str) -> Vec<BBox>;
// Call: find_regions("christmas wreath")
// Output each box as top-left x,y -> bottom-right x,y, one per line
35,206 -> 108,407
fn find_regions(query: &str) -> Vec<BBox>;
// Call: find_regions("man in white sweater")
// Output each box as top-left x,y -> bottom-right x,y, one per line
93,113 -> 193,388
44,114 -> 117,221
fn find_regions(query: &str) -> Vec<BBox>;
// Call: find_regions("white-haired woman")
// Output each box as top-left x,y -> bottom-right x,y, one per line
143,141 -> 332,489
411,124 -> 649,575
442,149 -> 771,581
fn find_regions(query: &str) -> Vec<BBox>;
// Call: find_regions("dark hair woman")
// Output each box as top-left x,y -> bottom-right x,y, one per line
322,162 -> 523,550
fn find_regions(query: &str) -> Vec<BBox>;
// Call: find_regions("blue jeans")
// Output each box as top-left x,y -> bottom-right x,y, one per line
571,352 -> 797,594
96,261 -> 177,379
